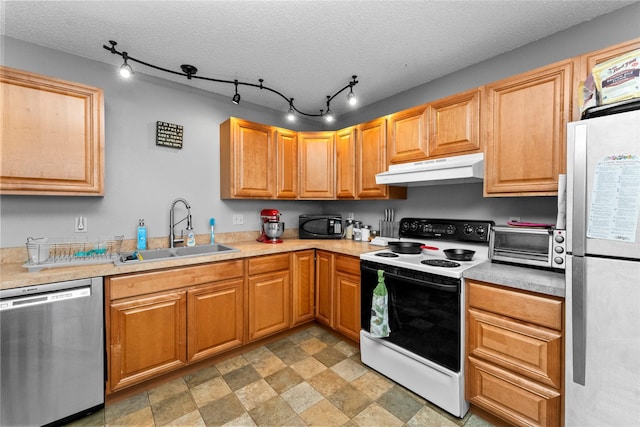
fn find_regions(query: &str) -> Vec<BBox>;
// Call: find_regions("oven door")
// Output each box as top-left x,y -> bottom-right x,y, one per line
360,260 -> 461,372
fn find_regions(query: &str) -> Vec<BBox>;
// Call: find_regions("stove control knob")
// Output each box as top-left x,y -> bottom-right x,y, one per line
554,234 -> 565,243
476,226 -> 487,237
446,225 -> 456,235
554,256 -> 564,265
409,222 -> 418,231
554,246 -> 564,254
401,222 -> 410,231
463,224 -> 474,235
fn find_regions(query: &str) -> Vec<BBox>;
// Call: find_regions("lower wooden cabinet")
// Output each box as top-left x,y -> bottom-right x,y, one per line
108,290 -> 187,392
187,279 -> 244,363
334,255 -> 361,342
465,279 -> 564,427
248,253 -> 291,341
315,250 -> 361,342
291,250 -> 315,325
106,260 -> 244,394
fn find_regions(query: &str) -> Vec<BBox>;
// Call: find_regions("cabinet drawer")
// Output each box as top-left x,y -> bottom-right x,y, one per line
468,308 -> 562,388
335,254 -> 360,276
467,281 -> 563,330
467,356 -> 561,427
109,260 -> 244,300
248,253 -> 290,275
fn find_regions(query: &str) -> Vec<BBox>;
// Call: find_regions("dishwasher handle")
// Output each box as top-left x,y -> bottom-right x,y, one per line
0,286 -> 92,311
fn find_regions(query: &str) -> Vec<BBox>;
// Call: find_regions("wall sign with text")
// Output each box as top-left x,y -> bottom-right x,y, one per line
156,121 -> 183,149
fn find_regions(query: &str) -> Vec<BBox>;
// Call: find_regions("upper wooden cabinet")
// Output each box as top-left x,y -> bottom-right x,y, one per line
387,104 -> 429,164
428,87 -> 482,158
1,66 -> 104,196
574,37 -> 640,120
357,117 -> 389,199
220,117 -> 275,199
387,88 -> 481,164
274,127 -> 298,199
484,59 -> 574,197
335,126 -> 357,199
298,131 -> 335,199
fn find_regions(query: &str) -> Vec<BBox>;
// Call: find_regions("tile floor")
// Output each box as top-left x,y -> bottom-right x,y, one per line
68,325 -> 494,426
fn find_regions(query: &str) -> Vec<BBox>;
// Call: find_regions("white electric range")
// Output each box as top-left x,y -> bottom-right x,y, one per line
359,218 -> 494,418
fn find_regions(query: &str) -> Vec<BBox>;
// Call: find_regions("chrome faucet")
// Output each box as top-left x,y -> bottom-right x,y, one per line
169,198 -> 192,248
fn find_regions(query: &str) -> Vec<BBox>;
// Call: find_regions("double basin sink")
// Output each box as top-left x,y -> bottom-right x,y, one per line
116,244 -> 239,265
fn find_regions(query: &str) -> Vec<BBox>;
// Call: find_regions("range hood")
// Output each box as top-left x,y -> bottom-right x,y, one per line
376,153 -> 484,187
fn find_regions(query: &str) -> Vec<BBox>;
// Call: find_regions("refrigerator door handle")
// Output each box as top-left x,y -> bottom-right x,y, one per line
572,255 -> 587,385
572,124 -> 588,257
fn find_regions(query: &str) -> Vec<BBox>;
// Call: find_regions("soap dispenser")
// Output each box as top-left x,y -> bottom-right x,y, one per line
137,219 -> 147,251
186,226 -> 196,247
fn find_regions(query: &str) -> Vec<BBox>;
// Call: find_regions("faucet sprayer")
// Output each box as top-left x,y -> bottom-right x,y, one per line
169,198 -> 192,248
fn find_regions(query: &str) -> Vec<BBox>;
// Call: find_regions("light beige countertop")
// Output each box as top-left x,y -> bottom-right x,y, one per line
0,238 -> 379,290
463,261 -> 565,298
2,235 -> 566,298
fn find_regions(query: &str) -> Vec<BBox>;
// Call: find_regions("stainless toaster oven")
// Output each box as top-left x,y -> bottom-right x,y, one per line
489,226 -> 566,270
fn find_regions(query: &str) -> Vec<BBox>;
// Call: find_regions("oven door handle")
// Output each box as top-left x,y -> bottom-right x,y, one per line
361,264 -> 459,292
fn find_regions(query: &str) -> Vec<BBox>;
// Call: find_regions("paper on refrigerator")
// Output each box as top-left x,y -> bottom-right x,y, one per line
587,154 -> 640,242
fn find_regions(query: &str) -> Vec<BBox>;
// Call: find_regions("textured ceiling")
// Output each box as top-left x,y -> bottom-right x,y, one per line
1,0 -> 636,120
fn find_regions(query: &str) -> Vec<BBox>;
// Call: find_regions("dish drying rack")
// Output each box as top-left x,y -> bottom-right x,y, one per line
23,235 -> 124,272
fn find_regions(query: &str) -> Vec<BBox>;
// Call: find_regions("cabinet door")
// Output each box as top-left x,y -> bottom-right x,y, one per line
291,250 -> 315,325
248,270 -> 290,341
336,126 -> 357,199
334,255 -> 361,342
428,88 -> 481,158
187,279 -> 244,363
298,131 -> 335,199
315,250 -> 334,327
220,117 -> 275,199
484,59 -> 574,196
1,66 -> 104,195
109,291 -> 187,392
275,127 -> 298,199
357,117 -> 388,199
387,104 -> 429,164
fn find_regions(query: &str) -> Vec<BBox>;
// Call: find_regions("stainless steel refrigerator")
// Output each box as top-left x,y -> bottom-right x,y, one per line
565,108 -> 640,426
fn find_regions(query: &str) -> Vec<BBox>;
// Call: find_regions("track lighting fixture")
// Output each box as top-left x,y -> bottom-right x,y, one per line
347,87 -> 357,106
287,98 -> 296,121
119,52 -> 133,78
103,40 -> 359,120
324,96 -> 334,123
232,80 -> 241,104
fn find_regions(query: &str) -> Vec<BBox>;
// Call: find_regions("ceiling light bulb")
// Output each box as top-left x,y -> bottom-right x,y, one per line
119,52 -> 133,78
119,63 -> 133,78
324,110 -> 334,123
347,90 -> 357,106
287,108 -> 295,121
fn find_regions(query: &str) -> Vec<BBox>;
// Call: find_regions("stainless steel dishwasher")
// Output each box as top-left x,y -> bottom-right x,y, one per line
1,277 -> 104,426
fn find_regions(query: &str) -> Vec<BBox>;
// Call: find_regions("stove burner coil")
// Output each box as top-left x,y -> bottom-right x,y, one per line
421,259 -> 461,268
375,252 -> 399,258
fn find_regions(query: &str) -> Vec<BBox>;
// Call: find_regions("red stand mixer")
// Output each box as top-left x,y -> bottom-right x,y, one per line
257,209 -> 285,243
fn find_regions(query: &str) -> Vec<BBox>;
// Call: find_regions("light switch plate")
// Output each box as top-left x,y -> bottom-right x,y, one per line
75,216 -> 88,233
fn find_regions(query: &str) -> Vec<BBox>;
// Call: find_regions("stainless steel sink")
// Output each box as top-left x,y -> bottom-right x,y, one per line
115,244 -> 239,265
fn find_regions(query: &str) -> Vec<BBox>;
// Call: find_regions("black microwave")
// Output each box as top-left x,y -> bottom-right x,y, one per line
299,214 -> 343,239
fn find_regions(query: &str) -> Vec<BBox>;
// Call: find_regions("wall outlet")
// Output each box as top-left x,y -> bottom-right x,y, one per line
75,216 -> 88,233
232,214 -> 244,225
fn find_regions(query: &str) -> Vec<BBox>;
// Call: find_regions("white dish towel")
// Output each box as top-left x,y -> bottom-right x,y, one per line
370,269 -> 390,338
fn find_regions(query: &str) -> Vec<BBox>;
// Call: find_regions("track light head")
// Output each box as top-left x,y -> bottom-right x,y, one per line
346,89 -> 357,106
324,97 -> 334,123
119,52 -> 133,78
232,80 -> 241,104
287,98 -> 295,121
